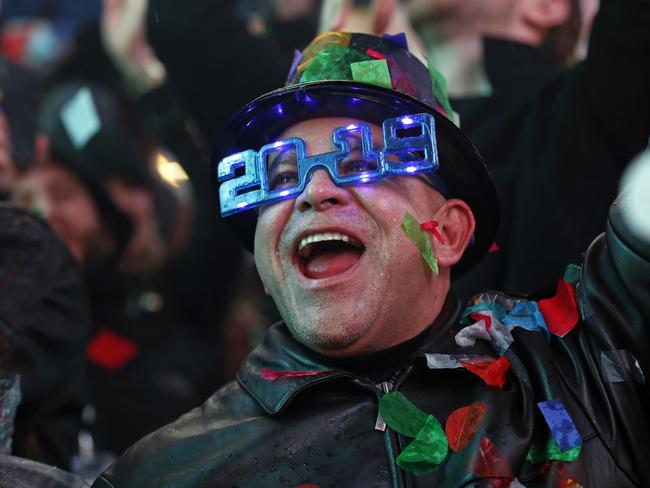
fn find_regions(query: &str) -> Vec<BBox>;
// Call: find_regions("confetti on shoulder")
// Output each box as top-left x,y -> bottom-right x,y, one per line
261,368 -> 333,380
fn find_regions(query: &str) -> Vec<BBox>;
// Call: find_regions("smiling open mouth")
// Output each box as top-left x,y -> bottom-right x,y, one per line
296,232 -> 365,279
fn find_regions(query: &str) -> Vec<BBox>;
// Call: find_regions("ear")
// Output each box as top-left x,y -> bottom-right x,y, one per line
430,198 -> 476,268
521,0 -> 571,30
319,0 -> 351,32
372,0 -> 398,34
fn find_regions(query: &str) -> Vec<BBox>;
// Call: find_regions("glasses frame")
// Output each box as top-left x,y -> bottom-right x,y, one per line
217,113 -> 439,217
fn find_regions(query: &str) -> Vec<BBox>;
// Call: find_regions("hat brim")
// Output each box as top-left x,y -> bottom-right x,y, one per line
216,80 -> 499,277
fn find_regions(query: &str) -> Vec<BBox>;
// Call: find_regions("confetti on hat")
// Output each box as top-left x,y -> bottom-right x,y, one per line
350,59 -> 393,89
288,31 -> 455,123
285,49 -> 303,84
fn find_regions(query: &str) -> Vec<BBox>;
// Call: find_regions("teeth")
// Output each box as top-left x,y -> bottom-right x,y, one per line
297,232 -> 359,258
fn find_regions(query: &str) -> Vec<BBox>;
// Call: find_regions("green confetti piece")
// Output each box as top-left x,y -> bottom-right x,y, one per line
402,212 -> 439,275
460,302 -> 506,325
397,414 -> 449,475
379,391 -> 428,437
563,264 -> 582,286
427,60 -> 456,123
350,59 -> 393,90
525,439 -> 582,464
300,45 -> 370,83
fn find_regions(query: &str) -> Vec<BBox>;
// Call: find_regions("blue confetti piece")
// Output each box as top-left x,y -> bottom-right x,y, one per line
503,301 -> 550,341
382,33 -> 408,50
285,49 -> 303,84
537,399 -> 582,452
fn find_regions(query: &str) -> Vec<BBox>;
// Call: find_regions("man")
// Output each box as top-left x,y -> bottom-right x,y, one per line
93,33 -> 649,487
405,0 -> 650,299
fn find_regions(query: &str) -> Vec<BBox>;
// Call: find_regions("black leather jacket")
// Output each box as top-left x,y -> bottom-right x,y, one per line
94,200 -> 649,487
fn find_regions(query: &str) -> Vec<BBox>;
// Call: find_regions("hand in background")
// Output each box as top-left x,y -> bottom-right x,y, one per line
101,0 -> 167,97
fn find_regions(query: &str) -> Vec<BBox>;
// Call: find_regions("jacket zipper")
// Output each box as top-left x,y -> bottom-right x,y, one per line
374,381 -> 393,431
369,380 -> 400,488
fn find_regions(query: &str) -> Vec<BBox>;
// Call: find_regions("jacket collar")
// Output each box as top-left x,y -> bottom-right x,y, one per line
237,294 -> 464,415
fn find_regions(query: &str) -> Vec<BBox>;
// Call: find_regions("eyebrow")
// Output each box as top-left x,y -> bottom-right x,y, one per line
265,130 -> 373,176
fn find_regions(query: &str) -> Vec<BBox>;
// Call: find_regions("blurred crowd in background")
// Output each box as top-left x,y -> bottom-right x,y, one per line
0,0 -> 646,485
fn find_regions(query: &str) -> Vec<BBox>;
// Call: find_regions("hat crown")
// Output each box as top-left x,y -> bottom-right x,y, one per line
287,32 -> 453,121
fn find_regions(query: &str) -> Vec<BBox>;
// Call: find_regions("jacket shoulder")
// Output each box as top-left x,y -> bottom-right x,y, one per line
93,380 -> 264,488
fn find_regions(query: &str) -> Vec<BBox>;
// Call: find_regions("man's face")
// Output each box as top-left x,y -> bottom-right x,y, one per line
12,163 -> 113,264
254,117 -> 450,357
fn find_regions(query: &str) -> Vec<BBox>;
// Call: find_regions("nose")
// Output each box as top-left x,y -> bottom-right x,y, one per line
294,168 -> 352,213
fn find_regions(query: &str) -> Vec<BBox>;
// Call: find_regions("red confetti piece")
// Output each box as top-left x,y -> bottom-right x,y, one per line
538,461 -> 552,476
460,357 -> 510,389
366,48 -> 385,59
297,484 -> 320,488
471,437 -> 513,486
445,402 -> 488,452
386,58 -> 418,99
489,241 -> 500,253
420,220 -> 446,244
86,329 -> 138,371
261,368 -> 332,380
471,312 -> 492,329
538,279 -> 579,337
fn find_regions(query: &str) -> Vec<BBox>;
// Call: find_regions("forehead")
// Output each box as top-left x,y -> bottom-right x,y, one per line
277,117 -> 384,153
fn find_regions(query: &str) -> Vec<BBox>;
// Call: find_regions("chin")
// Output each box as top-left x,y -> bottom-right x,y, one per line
285,314 -> 369,353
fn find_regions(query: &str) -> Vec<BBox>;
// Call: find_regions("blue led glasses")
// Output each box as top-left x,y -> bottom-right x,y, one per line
217,113 -> 439,217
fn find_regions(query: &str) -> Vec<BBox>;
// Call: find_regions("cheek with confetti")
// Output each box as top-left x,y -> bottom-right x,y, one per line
402,212 -> 439,275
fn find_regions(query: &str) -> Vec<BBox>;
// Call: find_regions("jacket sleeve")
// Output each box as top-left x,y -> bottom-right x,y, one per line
565,186 -> 650,484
